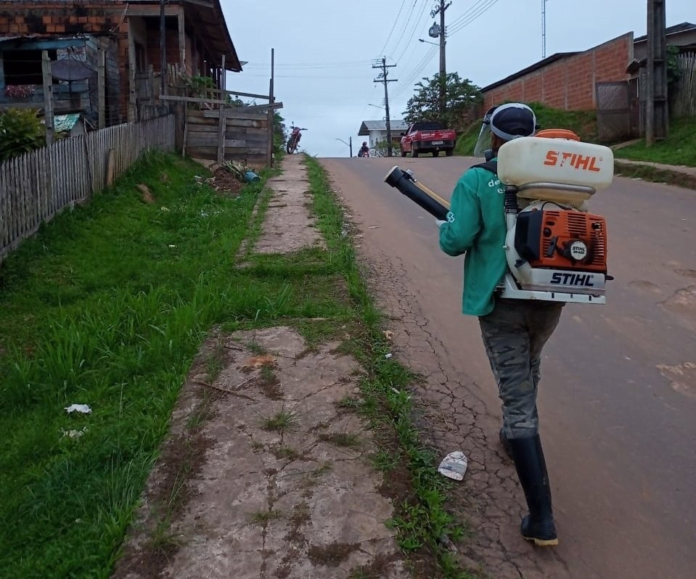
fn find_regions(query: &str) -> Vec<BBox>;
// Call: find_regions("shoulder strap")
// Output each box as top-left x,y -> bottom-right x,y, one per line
470,161 -> 498,175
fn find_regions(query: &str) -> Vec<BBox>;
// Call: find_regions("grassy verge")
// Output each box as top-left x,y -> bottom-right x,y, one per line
455,102 -> 598,156
614,117 -> 696,167
0,153 -> 274,579
303,156 -> 471,578
615,160 -> 696,190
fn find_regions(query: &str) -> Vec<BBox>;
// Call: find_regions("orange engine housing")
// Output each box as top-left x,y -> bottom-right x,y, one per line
515,208 -> 608,273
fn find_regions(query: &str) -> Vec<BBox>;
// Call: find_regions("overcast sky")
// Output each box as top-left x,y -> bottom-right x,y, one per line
221,0 -> 693,158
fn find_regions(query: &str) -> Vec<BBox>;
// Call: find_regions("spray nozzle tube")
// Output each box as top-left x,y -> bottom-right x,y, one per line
383,166 -> 451,221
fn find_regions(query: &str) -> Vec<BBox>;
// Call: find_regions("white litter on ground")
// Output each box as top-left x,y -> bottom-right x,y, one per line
65,404 -> 92,414
438,451 -> 468,481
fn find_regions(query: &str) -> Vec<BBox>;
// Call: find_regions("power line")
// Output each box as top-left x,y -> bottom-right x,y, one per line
448,0 -> 489,28
387,0 -> 420,60
244,60 -> 372,70
392,1 -> 499,104
377,0 -> 409,58
392,46 -> 437,98
448,0 -> 500,35
391,45 -> 438,100
393,0 -> 430,63
243,73 -> 373,80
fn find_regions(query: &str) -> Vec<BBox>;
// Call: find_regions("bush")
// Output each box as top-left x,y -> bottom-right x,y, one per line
0,108 -> 46,162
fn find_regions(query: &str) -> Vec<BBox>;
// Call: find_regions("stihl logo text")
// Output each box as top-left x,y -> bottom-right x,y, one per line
544,151 -> 601,172
550,273 -> 595,287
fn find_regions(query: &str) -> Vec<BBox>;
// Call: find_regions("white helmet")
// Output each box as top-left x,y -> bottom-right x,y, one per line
474,103 -> 538,157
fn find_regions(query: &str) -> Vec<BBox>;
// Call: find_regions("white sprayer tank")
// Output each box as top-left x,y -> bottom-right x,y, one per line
497,136 -> 614,208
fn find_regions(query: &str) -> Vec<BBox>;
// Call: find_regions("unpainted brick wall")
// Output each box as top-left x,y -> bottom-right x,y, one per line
483,33 -> 634,111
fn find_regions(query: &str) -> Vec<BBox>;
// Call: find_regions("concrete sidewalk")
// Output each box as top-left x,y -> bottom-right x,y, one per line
113,155 -> 407,579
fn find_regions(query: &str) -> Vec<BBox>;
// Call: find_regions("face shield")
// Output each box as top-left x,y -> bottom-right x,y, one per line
473,106 -> 497,158
473,103 -> 538,159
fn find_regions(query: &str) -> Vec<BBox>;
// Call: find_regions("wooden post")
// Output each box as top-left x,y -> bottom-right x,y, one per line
217,55 -> 226,165
267,48 -> 275,167
182,107 -> 188,158
98,49 -> 106,129
159,0 -> 167,94
41,51 -> 54,146
147,65 -> 154,101
128,22 -> 137,122
178,7 -> 186,73
106,149 -> 116,186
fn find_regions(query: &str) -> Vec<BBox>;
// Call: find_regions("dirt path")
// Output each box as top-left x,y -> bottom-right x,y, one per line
321,156 -> 696,579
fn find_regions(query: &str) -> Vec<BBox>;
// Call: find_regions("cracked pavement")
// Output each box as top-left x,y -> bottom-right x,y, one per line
321,156 -> 696,579
254,154 -> 325,254
113,154 -> 407,579
160,327 -> 406,579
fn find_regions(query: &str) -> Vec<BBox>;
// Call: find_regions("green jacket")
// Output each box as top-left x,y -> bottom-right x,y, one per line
438,162 -> 506,317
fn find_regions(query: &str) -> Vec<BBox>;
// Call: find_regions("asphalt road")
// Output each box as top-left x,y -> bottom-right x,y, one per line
321,155 -> 696,579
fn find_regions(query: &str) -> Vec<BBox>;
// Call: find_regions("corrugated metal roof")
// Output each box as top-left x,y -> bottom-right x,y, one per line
358,120 -> 408,135
635,22 -> 696,43
54,113 -> 81,133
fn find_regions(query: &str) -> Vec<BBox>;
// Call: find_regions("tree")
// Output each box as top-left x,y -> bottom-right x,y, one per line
0,109 -> 45,162
273,112 -> 287,158
403,72 -> 482,130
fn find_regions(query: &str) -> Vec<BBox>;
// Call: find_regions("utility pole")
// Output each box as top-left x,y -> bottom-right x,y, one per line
645,0 -> 668,145
431,0 -> 451,117
372,57 -> 397,157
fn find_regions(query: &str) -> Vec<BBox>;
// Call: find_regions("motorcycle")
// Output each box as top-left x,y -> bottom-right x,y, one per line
357,148 -> 370,158
286,125 -> 307,154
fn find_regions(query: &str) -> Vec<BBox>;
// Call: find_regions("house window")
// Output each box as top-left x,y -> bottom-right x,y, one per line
3,49 -> 57,86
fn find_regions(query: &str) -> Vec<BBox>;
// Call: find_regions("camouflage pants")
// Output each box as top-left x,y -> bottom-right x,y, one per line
479,299 -> 564,440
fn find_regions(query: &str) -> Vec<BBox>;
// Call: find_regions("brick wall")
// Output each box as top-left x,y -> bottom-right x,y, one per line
145,32 -> 181,71
483,33 -> 634,111
0,5 -> 122,36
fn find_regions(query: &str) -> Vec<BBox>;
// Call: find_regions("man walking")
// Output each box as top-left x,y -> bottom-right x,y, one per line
437,103 -> 562,547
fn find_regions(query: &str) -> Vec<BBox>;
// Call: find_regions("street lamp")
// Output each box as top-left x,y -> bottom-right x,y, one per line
419,38 -> 439,47
336,137 -> 352,157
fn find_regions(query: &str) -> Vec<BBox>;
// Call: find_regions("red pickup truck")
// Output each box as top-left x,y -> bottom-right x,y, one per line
400,121 -> 457,158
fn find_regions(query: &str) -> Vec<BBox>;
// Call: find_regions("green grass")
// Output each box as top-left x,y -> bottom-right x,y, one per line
0,147 -> 473,578
455,101 -> 599,156
0,151 -> 344,579
614,116 -> 696,167
260,410 -> 298,433
305,156 -> 472,578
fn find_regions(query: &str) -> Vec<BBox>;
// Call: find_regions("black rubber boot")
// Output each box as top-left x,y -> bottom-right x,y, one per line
499,428 -> 513,460
509,434 -> 559,546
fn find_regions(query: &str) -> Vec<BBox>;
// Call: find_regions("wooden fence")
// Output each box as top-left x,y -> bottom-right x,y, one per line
672,53 -> 696,118
183,108 -> 270,168
0,114 -> 175,261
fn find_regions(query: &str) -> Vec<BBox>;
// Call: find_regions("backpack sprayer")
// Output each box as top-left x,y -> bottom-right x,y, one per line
383,130 -> 615,305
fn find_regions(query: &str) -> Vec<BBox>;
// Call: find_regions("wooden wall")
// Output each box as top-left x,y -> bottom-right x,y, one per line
184,108 -> 269,168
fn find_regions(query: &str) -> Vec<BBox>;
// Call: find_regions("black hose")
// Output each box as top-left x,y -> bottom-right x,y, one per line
384,166 -> 449,221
